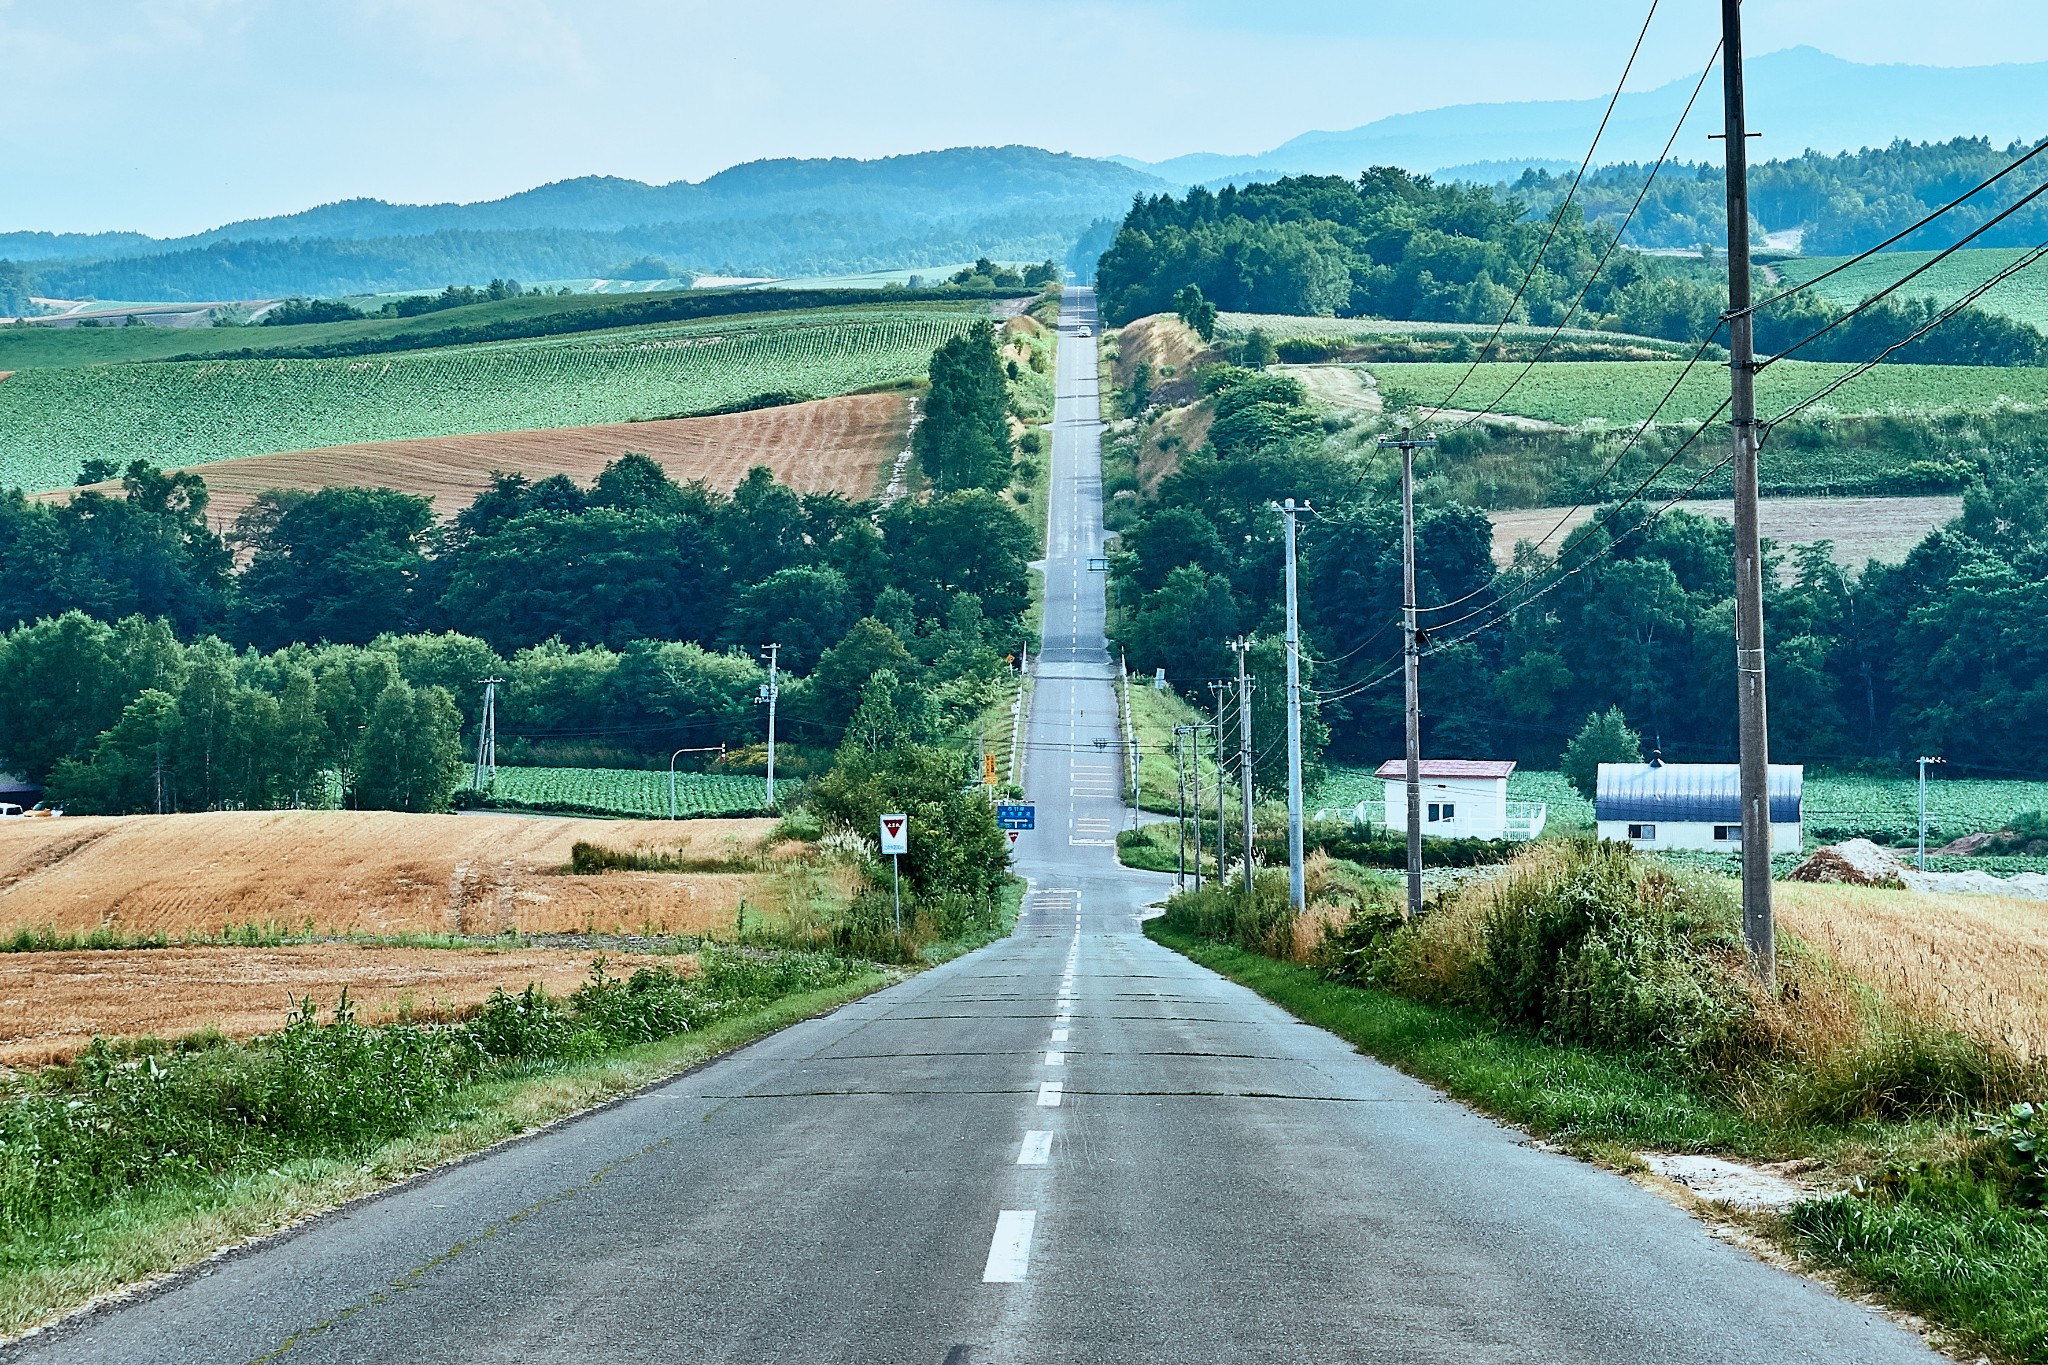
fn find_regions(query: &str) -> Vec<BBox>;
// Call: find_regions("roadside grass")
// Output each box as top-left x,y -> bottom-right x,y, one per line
0,968 -> 889,1339
0,873 -> 1021,1339
1147,842 -> 2048,1365
1124,681 -> 1234,816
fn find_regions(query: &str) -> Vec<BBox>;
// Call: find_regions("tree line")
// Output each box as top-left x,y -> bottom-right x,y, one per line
1095,169 -> 2047,364
0,323 -> 1042,812
1109,363 -> 2048,780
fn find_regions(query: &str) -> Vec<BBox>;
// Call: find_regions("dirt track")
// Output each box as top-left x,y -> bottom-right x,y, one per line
0,944 -> 678,1068
47,391 -> 911,526
0,810 -> 780,939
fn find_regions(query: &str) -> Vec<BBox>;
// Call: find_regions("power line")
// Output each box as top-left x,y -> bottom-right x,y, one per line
1442,37 -> 1725,435
1420,0 -> 1665,424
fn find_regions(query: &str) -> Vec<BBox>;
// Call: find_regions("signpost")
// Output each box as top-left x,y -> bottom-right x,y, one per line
879,813 -> 908,931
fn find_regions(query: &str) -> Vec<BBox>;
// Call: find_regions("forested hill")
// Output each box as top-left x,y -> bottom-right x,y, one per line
1095,170 -> 2047,364
1508,137 -> 2048,255
9,147 -> 1167,301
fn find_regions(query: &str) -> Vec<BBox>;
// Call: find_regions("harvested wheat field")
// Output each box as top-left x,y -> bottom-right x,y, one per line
1489,495 -> 1962,570
0,945 -> 676,1069
1778,881 -> 2048,1062
46,391 -> 912,526
0,811 -> 785,939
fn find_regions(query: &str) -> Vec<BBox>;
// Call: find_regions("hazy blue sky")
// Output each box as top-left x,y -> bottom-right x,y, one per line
7,0 -> 2048,235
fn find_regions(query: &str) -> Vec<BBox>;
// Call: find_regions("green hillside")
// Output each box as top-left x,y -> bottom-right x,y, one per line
1774,247 -> 2048,332
0,307 -> 976,493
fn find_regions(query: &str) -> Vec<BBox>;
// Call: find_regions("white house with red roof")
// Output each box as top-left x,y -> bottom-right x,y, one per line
1359,759 -> 1546,841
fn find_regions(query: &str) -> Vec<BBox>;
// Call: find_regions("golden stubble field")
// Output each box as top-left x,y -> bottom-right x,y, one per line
0,945 -> 679,1070
0,810 -> 782,938
1777,880 -> 2048,1063
0,809 -> 847,1067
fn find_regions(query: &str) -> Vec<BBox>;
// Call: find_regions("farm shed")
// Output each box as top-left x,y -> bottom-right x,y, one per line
1596,761 -> 1803,854
1343,760 -> 1547,841
0,773 -> 39,810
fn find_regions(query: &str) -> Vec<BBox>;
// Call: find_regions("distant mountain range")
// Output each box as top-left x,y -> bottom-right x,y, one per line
1114,47 -> 2048,185
4,147 -> 1168,301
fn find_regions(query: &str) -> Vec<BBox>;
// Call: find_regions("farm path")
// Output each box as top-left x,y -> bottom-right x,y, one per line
8,291 -> 1943,1364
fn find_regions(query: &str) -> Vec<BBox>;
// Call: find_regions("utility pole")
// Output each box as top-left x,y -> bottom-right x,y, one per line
759,643 -> 779,810
1281,499 -> 1309,912
1174,726 -> 1189,892
1230,639 -> 1255,899
1209,682 -> 1230,887
1721,0 -> 1775,989
1917,755 -> 1945,870
473,677 -> 502,792
1380,430 -> 1435,922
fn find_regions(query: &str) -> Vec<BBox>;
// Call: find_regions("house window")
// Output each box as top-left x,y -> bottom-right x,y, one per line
1428,803 -> 1456,823
1714,825 -> 1740,842
1628,823 -> 1656,841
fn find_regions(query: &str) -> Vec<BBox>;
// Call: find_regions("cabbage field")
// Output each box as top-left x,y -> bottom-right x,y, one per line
0,309 -> 975,493
1362,358 -> 2048,426
1313,766 -> 2048,847
1215,312 -> 1699,357
1776,247 -> 2048,332
462,765 -> 784,819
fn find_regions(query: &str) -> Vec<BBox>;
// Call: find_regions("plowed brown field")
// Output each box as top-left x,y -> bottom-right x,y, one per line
0,945 -> 677,1069
0,810 -> 781,939
46,391 -> 911,525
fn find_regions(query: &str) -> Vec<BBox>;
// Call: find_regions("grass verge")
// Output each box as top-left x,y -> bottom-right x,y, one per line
1148,911 -> 2048,1363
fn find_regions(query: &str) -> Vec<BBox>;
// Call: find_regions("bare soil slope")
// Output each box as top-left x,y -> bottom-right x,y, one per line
0,945 -> 676,1069
49,392 -> 911,525
1489,495 -> 1963,569
0,811 -> 779,939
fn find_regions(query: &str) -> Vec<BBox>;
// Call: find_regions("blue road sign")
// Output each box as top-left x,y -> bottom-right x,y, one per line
995,803 -> 1036,830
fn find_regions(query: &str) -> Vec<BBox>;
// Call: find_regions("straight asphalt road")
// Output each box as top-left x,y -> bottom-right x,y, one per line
7,288 -> 1945,1364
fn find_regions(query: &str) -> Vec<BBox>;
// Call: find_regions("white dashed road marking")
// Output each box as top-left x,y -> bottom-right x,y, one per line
983,1210 -> 1038,1283
1019,1131 -> 1053,1166
1037,1081 -> 1063,1107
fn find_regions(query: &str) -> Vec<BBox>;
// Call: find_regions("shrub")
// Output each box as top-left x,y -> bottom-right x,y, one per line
1561,707 -> 1643,801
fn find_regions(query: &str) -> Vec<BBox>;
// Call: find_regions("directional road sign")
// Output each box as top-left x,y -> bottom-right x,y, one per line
995,803 -> 1036,830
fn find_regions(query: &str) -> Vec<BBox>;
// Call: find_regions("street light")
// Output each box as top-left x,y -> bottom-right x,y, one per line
1917,756 -> 1945,870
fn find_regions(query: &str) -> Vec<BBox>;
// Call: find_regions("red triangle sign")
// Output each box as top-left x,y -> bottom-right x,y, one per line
884,818 -> 903,836
1007,830 -> 1020,845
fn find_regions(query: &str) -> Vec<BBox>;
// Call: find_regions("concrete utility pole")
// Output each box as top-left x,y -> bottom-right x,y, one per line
1379,430 -> 1435,922
759,644 -> 780,810
1175,726 -> 1188,891
473,677 -> 502,792
1281,499 -> 1309,912
1917,755 -> 1945,870
1209,682 -> 1230,888
1720,0 -> 1775,989
1231,639 -> 1255,898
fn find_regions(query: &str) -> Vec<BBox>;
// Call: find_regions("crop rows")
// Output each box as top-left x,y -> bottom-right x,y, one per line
1215,311 -> 1699,357
1361,359 -> 2048,426
1313,766 -> 2048,846
1776,247 -> 2048,333
475,765 -> 782,818
0,310 -> 975,493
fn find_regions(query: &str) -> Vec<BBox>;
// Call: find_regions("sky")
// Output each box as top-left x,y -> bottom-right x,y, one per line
7,0 -> 2048,237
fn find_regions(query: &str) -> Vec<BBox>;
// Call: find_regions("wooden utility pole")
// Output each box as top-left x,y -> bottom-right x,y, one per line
1380,430 -> 1435,921
1230,639 -> 1255,900
1209,681 -> 1230,888
1281,499 -> 1309,912
1720,0 -> 1775,988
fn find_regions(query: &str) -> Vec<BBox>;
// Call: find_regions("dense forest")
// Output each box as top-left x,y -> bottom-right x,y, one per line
1107,365 -> 2048,780
1096,169 -> 2047,363
1516,137 -> 2048,255
0,327 -> 1039,813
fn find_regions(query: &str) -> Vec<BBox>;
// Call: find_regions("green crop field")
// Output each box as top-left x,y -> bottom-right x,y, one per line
1361,358 -> 2048,426
467,765 -> 784,818
1775,247 -> 2048,333
1216,311 -> 1700,358
1313,766 -> 2048,847
0,310 -> 973,493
